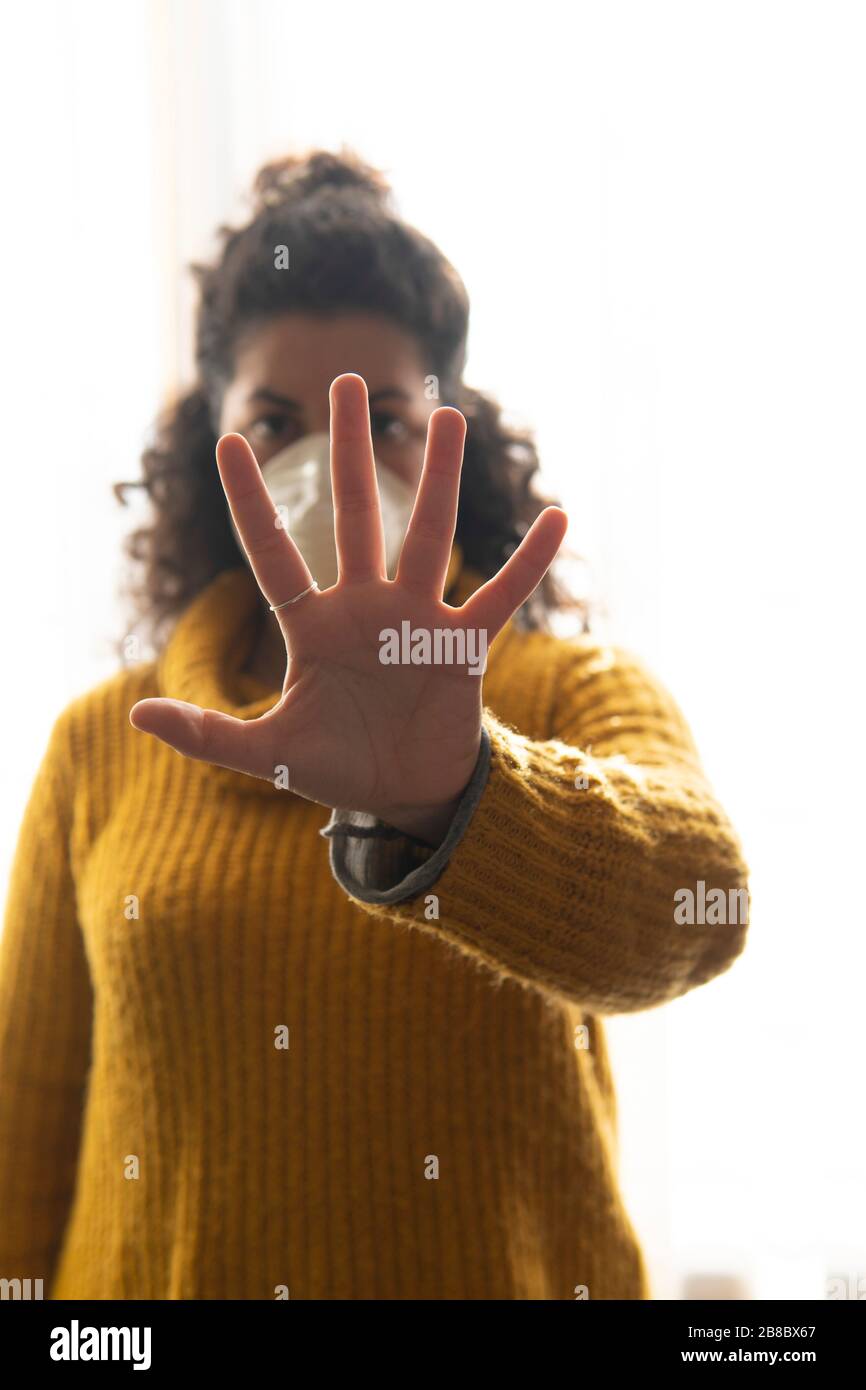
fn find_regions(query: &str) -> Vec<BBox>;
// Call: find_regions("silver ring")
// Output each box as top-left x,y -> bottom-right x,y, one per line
269,581 -> 319,612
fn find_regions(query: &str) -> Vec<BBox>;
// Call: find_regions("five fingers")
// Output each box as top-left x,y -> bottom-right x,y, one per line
130,376 -> 568,772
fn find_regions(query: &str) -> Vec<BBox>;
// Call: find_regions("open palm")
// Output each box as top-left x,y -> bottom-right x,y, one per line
130,374 -> 568,842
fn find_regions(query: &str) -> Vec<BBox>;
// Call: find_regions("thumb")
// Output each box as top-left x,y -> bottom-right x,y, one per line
129,697 -> 278,780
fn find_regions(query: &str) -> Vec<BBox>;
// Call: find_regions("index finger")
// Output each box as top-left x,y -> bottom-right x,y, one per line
216,433 -> 316,612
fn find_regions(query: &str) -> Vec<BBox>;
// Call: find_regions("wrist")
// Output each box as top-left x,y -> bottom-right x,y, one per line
377,794 -> 464,847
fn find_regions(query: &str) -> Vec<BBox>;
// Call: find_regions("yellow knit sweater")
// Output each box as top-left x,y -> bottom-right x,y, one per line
0,549 -> 749,1300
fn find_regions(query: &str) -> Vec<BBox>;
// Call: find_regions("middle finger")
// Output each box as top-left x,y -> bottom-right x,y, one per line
329,374 -> 387,584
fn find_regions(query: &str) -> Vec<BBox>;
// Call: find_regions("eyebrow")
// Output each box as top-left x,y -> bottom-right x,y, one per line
247,388 -> 301,410
246,385 -> 412,409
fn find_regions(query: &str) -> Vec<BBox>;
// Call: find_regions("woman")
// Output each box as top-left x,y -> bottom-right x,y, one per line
0,150 -> 749,1300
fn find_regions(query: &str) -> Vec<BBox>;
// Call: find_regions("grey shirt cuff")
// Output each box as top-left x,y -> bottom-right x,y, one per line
319,727 -> 493,905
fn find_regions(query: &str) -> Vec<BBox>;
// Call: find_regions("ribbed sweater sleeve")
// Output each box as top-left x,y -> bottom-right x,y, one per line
0,709 -> 93,1291
325,639 -> 750,1015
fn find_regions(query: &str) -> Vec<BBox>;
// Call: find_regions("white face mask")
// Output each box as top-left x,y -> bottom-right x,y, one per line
231,431 -> 417,590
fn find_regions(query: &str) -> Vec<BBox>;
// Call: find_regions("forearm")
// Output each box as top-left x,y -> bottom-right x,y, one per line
322,648 -> 750,1013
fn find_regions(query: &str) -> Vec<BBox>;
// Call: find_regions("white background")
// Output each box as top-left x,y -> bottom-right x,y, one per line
1,0 -> 864,1299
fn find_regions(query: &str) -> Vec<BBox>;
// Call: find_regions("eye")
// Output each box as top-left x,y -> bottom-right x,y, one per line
371,411 -> 410,444
248,413 -> 297,444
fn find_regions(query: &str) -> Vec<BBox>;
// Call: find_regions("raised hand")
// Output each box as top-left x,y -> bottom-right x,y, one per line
130,374 -> 568,844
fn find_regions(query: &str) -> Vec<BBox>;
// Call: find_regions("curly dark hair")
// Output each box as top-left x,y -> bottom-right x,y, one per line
115,148 -> 589,650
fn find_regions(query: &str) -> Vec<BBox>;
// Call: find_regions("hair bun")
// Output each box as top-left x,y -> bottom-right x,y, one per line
252,148 -> 392,210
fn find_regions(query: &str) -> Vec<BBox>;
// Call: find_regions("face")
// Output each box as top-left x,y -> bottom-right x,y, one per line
219,312 -> 440,488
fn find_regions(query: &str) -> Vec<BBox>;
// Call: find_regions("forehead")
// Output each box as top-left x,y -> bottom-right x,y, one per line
228,312 -> 430,399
